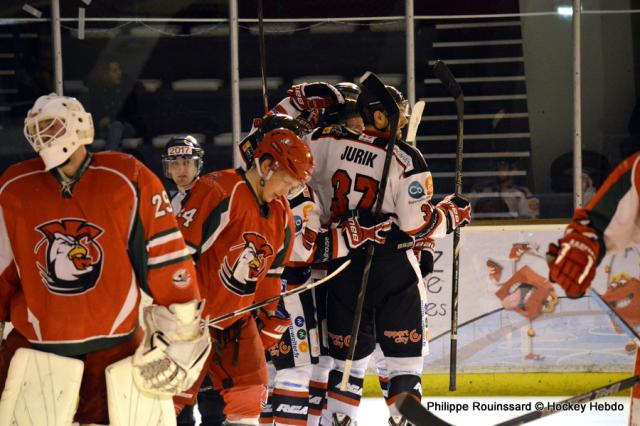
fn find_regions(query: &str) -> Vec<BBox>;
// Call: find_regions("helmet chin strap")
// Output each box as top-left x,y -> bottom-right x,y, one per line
254,157 -> 275,186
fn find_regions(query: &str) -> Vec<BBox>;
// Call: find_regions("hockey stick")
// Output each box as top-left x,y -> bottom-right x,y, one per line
588,289 -> 640,343
433,60 -> 464,392
394,393 -> 454,426
406,100 -> 426,147
492,375 -> 640,426
258,0 -> 269,114
207,259 -> 350,327
340,71 -> 401,391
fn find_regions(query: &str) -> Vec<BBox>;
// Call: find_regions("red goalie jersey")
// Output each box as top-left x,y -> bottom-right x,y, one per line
0,152 -> 199,356
176,168 -> 295,329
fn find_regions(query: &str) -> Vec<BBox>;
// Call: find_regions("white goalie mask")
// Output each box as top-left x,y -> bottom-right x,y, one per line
23,93 -> 94,171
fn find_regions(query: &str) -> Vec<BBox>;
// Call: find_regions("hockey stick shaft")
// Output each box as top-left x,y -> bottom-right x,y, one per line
258,0 -> 269,114
493,375 -> 640,426
434,60 -> 464,392
406,100 -> 425,146
589,289 -> 640,343
207,259 -> 350,327
340,71 -> 401,391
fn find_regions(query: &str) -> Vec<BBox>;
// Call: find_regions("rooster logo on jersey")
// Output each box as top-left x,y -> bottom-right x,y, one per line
220,232 -> 274,296
34,219 -> 104,295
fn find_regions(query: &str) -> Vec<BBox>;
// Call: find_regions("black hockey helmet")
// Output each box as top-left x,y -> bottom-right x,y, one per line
324,82 -> 362,125
239,113 -> 302,168
357,84 -> 409,126
161,135 -> 204,178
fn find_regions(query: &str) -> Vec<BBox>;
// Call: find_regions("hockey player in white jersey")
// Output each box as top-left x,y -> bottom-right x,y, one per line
305,84 -> 470,426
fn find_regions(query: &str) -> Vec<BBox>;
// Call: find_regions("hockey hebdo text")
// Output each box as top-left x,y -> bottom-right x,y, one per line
425,400 -> 624,414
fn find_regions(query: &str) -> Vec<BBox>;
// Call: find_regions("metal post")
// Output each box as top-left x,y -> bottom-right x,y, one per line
51,0 -> 63,95
572,0 -> 582,208
229,0 -> 242,168
405,0 -> 416,107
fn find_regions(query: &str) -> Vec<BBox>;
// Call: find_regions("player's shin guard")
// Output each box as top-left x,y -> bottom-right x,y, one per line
260,362 -> 276,425
322,358 -> 368,426
308,355 -> 333,426
383,356 -> 423,418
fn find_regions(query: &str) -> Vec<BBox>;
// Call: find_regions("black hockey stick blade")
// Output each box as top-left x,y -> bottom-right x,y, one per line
493,375 -> 640,426
433,60 -> 462,100
359,71 -> 400,117
395,393 -> 454,426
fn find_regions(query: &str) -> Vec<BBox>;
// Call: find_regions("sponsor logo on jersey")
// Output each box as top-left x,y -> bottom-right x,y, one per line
408,181 -> 425,199
297,329 -> 307,340
302,203 -> 314,220
298,341 -> 308,353
328,332 -> 351,349
359,133 -> 376,143
383,328 -> 422,344
294,316 -> 305,327
171,268 -> 192,288
294,215 -> 303,232
393,145 -> 413,169
339,146 -> 378,168
279,341 -> 291,355
34,219 -> 104,295
219,232 -> 274,296
425,174 -> 434,196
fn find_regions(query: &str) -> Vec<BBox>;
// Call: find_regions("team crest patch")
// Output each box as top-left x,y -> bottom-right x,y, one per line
172,268 -> 192,288
219,232 -> 274,296
34,219 -> 104,295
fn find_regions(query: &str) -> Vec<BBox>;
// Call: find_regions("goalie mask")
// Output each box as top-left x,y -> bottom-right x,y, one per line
24,93 -> 94,171
162,135 -> 204,184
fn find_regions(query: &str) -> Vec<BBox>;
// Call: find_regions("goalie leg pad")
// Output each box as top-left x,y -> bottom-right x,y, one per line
0,347 -> 84,426
106,355 -> 177,426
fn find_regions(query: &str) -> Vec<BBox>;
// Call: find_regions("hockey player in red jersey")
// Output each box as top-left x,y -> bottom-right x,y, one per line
163,135 -> 205,213
547,152 -> 640,424
175,128 -> 315,425
0,93 -> 209,425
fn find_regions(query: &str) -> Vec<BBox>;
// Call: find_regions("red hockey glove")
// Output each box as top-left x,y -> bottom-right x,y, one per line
437,194 -> 471,233
342,215 -> 392,250
547,210 -> 601,299
288,82 -> 345,111
256,308 -> 290,349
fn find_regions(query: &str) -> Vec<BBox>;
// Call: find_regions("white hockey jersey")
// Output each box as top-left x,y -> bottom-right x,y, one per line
306,125 -> 447,239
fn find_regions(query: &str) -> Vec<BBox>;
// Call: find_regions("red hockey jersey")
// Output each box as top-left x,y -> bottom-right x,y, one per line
0,152 -> 199,356
176,169 -> 295,329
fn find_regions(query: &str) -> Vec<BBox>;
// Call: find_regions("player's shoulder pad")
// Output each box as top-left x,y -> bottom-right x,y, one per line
93,151 -> 143,180
393,141 -> 429,177
287,184 -> 314,208
310,124 -> 362,141
0,157 -> 44,191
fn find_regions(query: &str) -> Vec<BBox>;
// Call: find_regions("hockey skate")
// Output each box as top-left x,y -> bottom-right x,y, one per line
332,412 -> 355,426
388,415 -> 413,426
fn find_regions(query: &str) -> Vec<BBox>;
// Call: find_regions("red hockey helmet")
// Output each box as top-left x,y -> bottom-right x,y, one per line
253,128 -> 314,183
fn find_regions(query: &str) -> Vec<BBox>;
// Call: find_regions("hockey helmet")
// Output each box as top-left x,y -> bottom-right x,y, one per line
24,93 -> 94,171
357,85 -> 409,126
161,135 -> 204,179
239,113 -> 302,168
324,82 -> 363,126
253,128 -> 314,183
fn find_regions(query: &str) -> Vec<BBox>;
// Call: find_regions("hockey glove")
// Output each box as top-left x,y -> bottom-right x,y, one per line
547,209 -> 601,299
342,214 -> 392,250
133,301 -> 212,397
413,236 -> 436,278
437,194 -> 471,233
256,306 -> 291,349
288,82 -> 345,111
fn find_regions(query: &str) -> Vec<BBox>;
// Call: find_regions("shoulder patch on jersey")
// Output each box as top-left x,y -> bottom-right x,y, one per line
394,141 -> 429,177
312,124 -> 360,141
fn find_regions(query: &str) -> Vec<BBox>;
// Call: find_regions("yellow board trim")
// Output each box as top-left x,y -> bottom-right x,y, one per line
363,372 -> 632,397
